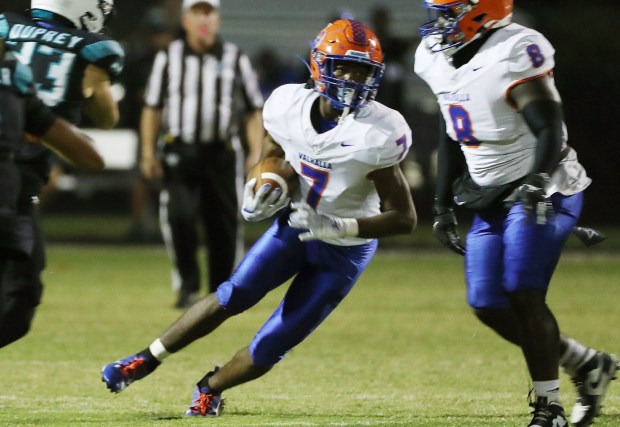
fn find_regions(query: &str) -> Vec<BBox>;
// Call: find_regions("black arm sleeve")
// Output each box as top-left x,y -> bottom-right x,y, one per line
520,99 -> 564,175
434,115 -> 466,206
23,95 -> 57,137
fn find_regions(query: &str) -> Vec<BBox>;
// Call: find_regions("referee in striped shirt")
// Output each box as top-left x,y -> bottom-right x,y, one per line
140,0 -> 264,308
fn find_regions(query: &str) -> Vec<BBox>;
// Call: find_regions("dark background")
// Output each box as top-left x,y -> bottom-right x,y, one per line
4,0 -> 620,225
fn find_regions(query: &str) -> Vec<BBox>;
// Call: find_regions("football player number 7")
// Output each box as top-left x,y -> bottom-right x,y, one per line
300,163 -> 329,209
299,135 -> 408,208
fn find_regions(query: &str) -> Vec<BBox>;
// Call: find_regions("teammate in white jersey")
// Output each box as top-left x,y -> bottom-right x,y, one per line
101,19 -> 416,417
414,2 -> 617,427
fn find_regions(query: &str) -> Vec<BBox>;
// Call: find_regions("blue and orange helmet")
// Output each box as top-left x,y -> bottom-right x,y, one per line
419,0 -> 513,55
310,19 -> 384,110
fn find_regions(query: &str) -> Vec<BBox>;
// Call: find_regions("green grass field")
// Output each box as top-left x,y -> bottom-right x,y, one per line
1,245 -> 619,426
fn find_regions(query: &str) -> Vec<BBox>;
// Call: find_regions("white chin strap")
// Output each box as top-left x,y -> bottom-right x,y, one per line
338,89 -> 356,124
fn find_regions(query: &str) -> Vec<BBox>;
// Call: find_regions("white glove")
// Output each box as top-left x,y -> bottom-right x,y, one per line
288,202 -> 358,241
241,178 -> 290,222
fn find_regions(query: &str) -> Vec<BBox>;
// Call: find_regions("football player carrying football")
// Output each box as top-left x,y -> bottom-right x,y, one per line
101,18 -> 416,417
0,0 -> 122,348
414,1 -> 618,426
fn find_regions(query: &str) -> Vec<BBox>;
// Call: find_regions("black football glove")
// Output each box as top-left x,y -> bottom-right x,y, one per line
572,226 -> 606,246
515,173 -> 551,224
433,204 -> 465,256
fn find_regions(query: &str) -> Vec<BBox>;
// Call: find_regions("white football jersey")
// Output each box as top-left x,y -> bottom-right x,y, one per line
414,23 -> 590,196
263,83 -> 412,246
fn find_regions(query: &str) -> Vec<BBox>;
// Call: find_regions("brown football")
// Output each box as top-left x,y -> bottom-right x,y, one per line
249,157 -> 298,195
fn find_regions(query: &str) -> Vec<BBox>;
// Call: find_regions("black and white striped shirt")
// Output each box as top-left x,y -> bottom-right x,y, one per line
144,38 -> 263,145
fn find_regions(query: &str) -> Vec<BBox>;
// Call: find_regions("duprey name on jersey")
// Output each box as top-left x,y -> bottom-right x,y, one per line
0,12 -> 124,122
0,13 -> 124,80
6,22 -> 83,49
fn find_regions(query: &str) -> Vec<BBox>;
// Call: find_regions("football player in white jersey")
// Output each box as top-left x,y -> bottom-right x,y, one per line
414,1 -> 618,426
101,19 -> 416,417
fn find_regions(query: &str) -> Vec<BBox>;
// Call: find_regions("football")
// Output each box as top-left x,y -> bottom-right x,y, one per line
250,157 -> 298,195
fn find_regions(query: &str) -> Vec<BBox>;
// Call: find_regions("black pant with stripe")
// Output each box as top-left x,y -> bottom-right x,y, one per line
160,142 -> 241,296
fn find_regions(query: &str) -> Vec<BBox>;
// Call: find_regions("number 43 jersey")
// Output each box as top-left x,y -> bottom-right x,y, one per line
0,12 -> 124,124
414,23 -> 590,196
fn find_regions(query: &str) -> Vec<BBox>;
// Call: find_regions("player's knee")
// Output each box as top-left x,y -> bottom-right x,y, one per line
473,307 -> 493,324
249,337 -> 286,366
216,280 -> 264,315
467,290 -> 508,310
473,306 -> 510,330
507,289 -> 551,323
507,289 -> 546,311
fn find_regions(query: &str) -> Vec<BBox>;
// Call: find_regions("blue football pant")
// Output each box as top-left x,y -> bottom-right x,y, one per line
216,218 -> 377,366
465,192 -> 583,309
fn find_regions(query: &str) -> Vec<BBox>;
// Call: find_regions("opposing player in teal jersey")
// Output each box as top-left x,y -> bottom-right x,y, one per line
0,38 -> 104,333
0,0 -> 123,348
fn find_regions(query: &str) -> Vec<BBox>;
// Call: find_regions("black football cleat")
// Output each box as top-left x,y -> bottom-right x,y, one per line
570,352 -> 619,427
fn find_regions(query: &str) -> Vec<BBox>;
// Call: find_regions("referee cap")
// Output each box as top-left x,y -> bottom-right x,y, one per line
182,0 -> 220,11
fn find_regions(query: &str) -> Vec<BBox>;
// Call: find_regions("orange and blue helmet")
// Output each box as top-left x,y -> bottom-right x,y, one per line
419,0 -> 513,55
310,19 -> 384,110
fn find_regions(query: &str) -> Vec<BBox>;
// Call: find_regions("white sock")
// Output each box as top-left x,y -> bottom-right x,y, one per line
533,379 -> 561,404
149,338 -> 170,362
559,337 -> 596,372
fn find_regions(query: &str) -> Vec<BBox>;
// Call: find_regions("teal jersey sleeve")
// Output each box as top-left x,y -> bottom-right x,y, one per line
0,14 -> 9,37
80,38 -> 125,79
